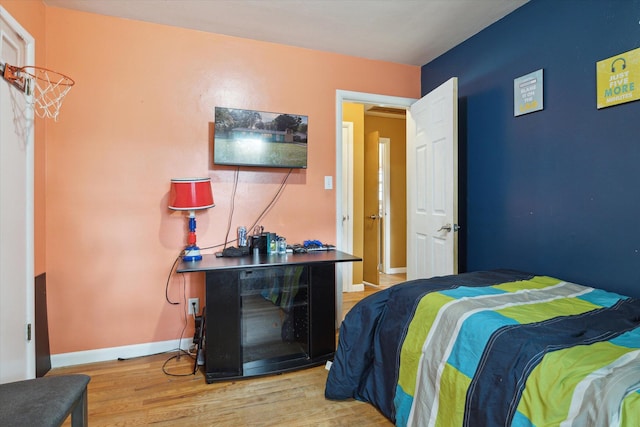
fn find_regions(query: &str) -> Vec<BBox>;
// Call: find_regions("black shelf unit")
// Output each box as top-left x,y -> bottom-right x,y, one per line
177,251 -> 361,383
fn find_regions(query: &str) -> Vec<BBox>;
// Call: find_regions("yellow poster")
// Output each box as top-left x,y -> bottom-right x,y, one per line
597,47 -> 640,109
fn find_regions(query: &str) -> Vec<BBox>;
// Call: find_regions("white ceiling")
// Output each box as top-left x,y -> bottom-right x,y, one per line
43,0 -> 528,66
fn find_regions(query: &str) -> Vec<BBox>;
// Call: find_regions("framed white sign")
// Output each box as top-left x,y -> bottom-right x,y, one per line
514,69 -> 544,116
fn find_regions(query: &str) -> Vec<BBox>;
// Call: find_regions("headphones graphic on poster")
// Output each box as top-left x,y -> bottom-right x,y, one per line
596,46 -> 640,109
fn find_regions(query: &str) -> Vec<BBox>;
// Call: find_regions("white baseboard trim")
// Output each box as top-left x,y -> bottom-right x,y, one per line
50,338 -> 193,368
363,281 -> 385,289
383,267 -> 406,275
344,282 -> 364,292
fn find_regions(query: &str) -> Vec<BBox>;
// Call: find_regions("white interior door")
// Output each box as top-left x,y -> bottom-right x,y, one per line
340,122 -> 359,292
380,137 -> 392,274
0,6 -> 35,382
406,78 -> 458,280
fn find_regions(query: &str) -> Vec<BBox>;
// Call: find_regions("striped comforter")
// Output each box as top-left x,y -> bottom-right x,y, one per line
325,270 -> 640,426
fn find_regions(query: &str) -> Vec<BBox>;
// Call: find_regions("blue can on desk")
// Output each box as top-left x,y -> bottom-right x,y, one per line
237,226 -> 247,247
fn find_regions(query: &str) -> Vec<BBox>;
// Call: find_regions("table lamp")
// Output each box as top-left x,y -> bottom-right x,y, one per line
169,177 -> 215,261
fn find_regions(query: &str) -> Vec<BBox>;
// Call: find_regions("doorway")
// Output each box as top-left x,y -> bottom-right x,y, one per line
335,91 -> 416,304
363,133 -> 401,286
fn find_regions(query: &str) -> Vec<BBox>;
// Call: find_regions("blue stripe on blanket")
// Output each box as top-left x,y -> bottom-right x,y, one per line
576,287 -> 631,306
610,327 -> 640,348
439,284 -> 507,299
449,311 -> 519,378
511,410 -> 535,427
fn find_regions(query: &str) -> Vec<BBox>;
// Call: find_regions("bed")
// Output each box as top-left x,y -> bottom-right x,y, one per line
325,270 -> 640,426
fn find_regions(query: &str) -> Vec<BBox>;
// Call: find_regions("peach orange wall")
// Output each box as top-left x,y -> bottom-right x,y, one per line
1,0 -> 46,275
43,6 -> 419,355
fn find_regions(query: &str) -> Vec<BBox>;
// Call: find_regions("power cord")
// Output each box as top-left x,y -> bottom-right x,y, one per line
116,348 -> 197,377
222,167 -> 240,251
165,254 -> 182,305
176,288 -> 188,361
161,253 -> 192,374
248,168 -> 292,232
117,348 -> 190,361
160,283 -> 194,376
198,167 -> 292,252
161,349 -> 198,377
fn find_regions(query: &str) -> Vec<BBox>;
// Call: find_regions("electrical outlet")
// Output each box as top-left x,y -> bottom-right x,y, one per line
188,298 -> 200,315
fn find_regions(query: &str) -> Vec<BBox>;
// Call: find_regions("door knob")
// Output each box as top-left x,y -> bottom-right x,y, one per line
437,223 -> 461,233
369,214 -> 379,220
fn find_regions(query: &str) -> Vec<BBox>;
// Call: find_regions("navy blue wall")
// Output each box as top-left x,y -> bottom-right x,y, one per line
421,0 -> 640,297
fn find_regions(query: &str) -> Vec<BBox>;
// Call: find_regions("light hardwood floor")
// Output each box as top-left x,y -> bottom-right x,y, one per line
377,272 -> 406,289
53,274 -> 406,426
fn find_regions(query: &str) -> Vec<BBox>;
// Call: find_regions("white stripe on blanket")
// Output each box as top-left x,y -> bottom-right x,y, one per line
560,350 -> 640,427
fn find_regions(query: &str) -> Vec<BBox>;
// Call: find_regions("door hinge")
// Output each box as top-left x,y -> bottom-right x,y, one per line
27,323 -> 32,341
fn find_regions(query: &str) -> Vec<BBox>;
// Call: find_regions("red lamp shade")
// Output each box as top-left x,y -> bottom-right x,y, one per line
169,177 -> 214,262
168,178 -> 215,211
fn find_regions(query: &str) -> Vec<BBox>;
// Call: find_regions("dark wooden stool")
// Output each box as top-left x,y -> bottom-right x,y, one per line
0,374 -> 90,426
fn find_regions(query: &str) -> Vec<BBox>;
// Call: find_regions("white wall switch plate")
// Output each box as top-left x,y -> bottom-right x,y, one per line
324,176 -> 333,190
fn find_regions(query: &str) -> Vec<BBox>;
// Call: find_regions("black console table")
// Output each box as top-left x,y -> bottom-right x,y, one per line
177,250 -> 361,383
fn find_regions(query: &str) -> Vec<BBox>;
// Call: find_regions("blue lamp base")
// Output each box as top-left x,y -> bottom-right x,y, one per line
183,245 -> 203,262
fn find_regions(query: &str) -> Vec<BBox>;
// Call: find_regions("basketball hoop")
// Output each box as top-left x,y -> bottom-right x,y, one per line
1,62 -> 75,121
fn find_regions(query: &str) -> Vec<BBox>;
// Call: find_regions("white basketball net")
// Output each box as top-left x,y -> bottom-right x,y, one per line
23,66 -> 74,121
